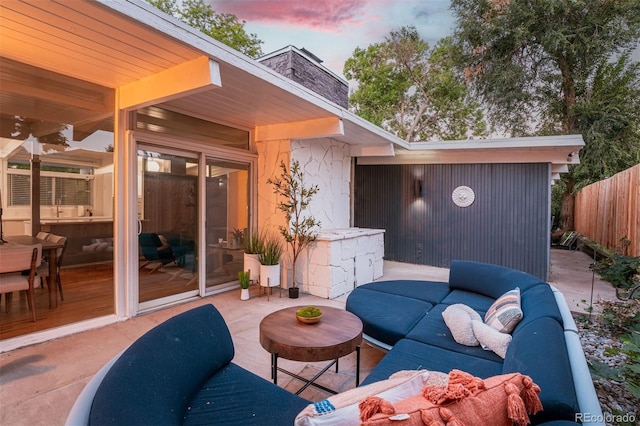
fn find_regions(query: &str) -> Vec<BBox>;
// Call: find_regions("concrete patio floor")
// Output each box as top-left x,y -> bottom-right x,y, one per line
0,249 -> 617,425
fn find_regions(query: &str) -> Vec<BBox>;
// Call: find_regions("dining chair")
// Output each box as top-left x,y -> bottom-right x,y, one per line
38,234 -> 67,301
36,232 -> 50,240
0,244 -> 42,321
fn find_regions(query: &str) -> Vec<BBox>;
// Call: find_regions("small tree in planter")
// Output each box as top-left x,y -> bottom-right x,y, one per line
267,159 -> 321,298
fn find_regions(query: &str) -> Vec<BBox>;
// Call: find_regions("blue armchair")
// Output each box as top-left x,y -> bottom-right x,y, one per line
138,233 -> 190,273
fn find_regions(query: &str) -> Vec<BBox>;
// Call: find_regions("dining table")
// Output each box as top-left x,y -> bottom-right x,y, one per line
2,235 -> 65,309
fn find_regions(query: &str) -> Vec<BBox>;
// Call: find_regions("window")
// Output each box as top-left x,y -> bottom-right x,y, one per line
7,170 -> 92,206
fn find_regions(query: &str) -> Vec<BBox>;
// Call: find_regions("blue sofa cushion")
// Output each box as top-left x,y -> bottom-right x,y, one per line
405,304 -> 504,363
440,289 -> 494,312
183,363 -> 310,425
502,317 -> 579,423
346,288 -> 432,346
89,304 -> 234,425
449,260 -> 544,299
361,338 -> 503,386
354,280 -> 450,304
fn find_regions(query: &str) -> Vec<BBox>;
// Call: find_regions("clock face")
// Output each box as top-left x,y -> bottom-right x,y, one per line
452,186 -> 475,207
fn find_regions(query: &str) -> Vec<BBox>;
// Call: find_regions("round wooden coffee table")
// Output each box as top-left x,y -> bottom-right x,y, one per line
259,305 -> 363,395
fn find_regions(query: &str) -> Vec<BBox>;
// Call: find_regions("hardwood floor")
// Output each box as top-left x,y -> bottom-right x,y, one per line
0,260 -> 241,341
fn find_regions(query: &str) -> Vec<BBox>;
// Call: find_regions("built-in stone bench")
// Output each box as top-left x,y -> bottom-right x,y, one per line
297,227 -> 384,299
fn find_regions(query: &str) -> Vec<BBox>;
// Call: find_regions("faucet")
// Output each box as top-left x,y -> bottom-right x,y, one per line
56,199 -> 61,217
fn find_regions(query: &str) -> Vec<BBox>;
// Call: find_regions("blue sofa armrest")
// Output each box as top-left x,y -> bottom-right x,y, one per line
89,304 -> 234,425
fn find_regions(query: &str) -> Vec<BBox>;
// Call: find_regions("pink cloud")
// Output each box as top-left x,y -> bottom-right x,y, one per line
210,0 -> 378,31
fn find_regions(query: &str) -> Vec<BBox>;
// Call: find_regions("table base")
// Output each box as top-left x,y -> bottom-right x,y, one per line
271,346 -> 360,395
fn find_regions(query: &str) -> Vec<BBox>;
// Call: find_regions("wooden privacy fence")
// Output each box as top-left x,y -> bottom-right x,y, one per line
575,164 -> 640,257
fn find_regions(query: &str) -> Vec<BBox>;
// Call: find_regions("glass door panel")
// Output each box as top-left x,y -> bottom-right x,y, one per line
137,148 -> 198,307
205,159 -> 249,291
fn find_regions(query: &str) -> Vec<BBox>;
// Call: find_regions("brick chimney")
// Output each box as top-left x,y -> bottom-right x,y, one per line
259,46 -> 349,109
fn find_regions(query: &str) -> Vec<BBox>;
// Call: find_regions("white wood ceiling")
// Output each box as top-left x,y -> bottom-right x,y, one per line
0,0 -> 399,147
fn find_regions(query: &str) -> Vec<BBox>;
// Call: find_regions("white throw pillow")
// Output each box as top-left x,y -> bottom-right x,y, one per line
471,319 -> 512,358
484,288 -> 523,333
442,304 -> 483,346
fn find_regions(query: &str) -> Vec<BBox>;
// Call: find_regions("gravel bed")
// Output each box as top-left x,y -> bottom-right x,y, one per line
577,318 -> 639,425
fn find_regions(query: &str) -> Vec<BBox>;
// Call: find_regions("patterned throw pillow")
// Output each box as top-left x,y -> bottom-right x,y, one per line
484,288 -> 523,333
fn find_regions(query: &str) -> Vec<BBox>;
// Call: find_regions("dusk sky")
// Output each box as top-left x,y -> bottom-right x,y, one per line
209,0 -> 456,79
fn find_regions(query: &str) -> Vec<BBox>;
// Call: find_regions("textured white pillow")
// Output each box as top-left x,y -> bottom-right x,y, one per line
442,304 -> 483,346
484,287 -> 523,333
294,370 -> 447,426
471,319 -> 512,358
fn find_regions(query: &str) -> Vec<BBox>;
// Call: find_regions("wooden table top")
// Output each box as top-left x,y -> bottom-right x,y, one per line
2,235 -> 63,250
259,306 -> 363,362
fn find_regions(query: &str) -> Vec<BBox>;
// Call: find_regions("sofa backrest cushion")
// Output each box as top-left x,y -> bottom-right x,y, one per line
449,260 -> 544,299
89,304 -> 234,425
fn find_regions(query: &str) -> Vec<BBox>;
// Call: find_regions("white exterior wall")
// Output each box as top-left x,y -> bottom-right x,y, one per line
256,137 -> 384,297
291,139 -> 351,229
298,229 -> 385,299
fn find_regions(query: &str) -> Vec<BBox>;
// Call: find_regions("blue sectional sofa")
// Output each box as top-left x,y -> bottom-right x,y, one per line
65,304 -> 310,426
346,260 -> 604,426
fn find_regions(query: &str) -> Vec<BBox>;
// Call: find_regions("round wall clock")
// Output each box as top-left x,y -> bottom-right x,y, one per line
452,186 -> 475,207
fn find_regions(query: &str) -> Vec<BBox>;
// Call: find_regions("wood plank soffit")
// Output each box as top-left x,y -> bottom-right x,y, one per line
254,117 -> 344,141
118,56 -> 221,110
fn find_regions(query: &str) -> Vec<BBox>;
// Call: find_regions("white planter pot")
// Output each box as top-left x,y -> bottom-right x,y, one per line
240,288 -> 250,301
243,253 -> 261,282
259,264 -> 280,288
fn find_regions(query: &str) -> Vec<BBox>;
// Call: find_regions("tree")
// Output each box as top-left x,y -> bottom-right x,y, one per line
452,0 -> 640,230
344,26 -> 487,142
267,160 -> 320,291
148,0 -> 263,58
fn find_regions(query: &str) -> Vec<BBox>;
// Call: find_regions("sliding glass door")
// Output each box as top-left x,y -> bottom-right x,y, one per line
137,147 -> 199,309
204,159 -> 249,292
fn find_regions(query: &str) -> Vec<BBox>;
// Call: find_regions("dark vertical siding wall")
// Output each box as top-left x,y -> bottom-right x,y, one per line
354,163 -> 551,279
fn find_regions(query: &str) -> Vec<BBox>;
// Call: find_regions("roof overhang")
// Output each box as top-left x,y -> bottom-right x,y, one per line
0,0 -> 400,148
357,134 -> 584,183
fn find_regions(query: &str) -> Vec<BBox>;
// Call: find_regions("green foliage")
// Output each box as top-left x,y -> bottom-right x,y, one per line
588,300 -> 640,399
257,234 -> 282,266
148,0 -> 263,58
243,231 -> 265,255
592,254 -> 640,290
296,306 -> 322,318
452,0 -> 640,230
344,27 -> 487,141
267,160 -> 320,288
596,300 -> 640,336
237,270 -> 250,289
572,54 -> 640,189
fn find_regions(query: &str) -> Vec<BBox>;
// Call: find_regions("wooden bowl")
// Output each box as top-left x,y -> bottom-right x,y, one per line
296,313 -> 322,324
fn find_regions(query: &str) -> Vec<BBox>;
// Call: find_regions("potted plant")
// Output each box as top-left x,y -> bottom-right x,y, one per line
231,228 -> 245,249
243,231 -> 264,283
238,271 -> 250,300
268,160 -> 321,298
258,234 -> 283,294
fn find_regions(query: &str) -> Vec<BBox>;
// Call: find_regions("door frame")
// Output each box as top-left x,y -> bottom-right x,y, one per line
128,130 -> 257,314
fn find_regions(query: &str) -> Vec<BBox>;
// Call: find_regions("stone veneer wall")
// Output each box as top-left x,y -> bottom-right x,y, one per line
297,229 -> 385,299
256,133 -> 386,299
260,49 -> 348,108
